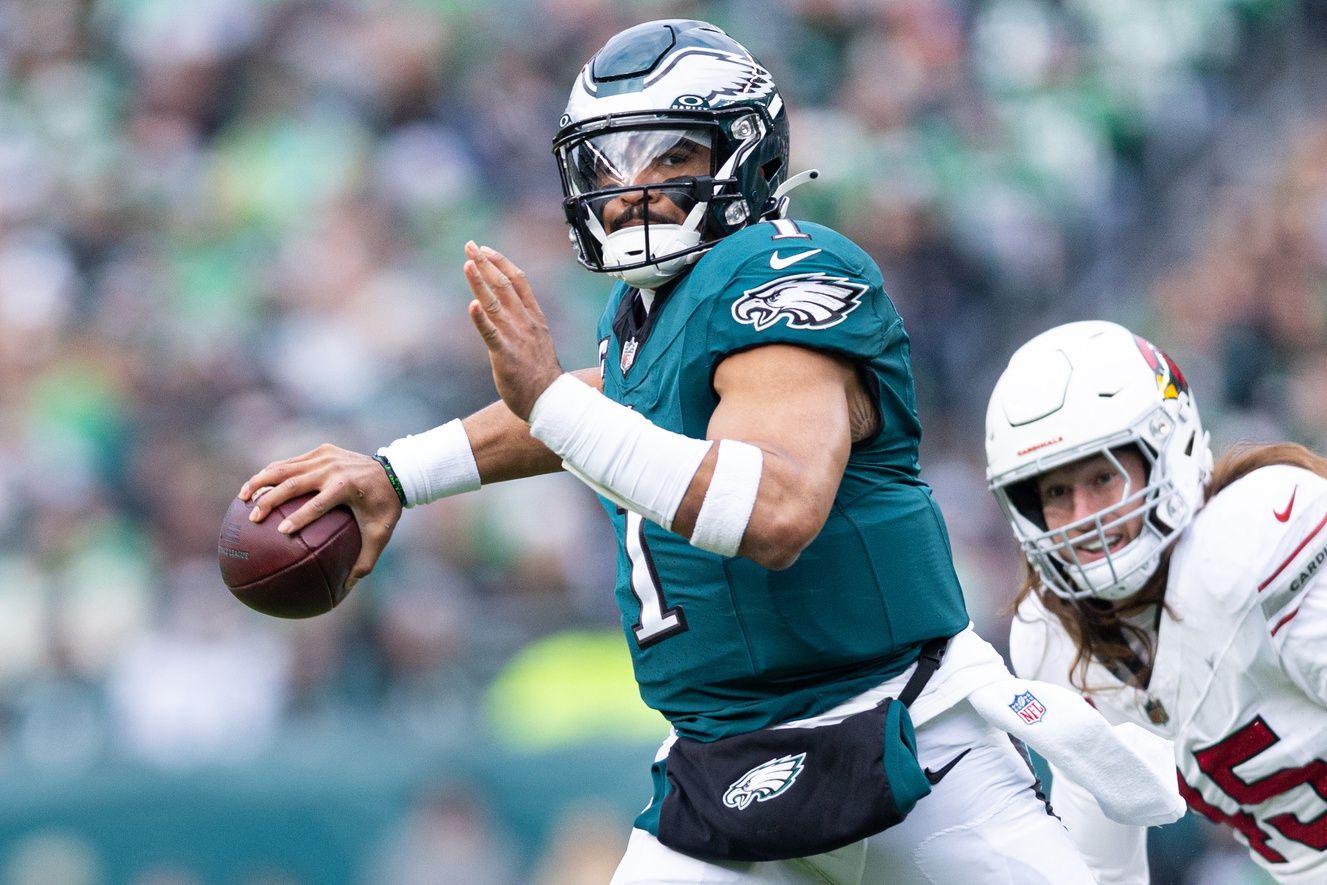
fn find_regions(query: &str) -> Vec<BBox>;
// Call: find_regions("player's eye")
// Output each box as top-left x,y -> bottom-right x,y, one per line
660,144 -> 698,166
1039,482 -> 1068,502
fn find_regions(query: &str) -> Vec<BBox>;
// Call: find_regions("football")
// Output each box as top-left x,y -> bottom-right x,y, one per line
218,492 -> 361,618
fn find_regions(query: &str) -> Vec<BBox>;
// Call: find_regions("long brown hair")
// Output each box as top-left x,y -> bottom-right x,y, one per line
1012,441 -> 1327,691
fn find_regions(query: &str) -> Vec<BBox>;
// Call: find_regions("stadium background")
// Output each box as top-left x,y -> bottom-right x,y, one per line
0,0 -> 1323,881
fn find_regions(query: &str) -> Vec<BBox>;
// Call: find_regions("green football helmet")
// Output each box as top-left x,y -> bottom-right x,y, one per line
553,20 -> 792,289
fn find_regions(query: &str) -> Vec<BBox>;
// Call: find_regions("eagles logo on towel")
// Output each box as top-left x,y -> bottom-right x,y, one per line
723,752 -> 807,810
731,272 -> 868,331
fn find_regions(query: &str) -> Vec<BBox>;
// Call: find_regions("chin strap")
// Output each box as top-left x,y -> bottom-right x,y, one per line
767,169 -> 820,219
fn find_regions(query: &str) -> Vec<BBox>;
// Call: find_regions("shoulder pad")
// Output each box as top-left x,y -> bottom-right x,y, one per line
682,220 -> 896,358
715,219 -> 874,280
1183,466 -> 1327,629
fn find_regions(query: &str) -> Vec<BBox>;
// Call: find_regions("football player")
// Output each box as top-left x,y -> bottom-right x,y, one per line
988,320 -> 1327,884
242,21 -> 1168,883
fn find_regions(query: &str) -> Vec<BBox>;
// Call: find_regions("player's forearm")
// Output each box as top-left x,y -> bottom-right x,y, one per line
527,349 -> 850,569
380,367 -> 602,501
463,397 -> 565,483
528,376 -> 834,571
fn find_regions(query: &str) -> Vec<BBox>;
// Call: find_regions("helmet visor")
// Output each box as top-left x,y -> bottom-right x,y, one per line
553,118 -> 745,283
562,126 -> 714,198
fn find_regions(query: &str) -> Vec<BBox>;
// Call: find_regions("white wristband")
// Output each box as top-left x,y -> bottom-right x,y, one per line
377,418 -> 481,507
529,374 -> 712,531
690,439 -> 763,556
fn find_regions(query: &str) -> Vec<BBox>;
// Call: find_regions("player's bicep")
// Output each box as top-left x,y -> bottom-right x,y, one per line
682,344 -> 855,566
709,343 -> 854,495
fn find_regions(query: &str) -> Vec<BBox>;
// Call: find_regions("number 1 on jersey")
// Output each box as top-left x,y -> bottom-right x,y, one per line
625,510 -> 688,648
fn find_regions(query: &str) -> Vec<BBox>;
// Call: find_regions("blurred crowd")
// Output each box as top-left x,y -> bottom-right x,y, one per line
0,0 -> 1323,881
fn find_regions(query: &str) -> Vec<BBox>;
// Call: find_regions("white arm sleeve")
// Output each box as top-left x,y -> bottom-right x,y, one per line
529,375 -> 762,556
529,374 -> 712,531
689,439 -> 763,556
1049,761 -> 1151,885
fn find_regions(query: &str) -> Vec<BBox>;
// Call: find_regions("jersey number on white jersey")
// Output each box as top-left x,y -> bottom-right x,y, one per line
1179,716 -> 1327,862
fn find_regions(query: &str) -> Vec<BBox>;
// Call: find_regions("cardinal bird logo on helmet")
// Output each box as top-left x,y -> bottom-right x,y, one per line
732,272 -> 867,331
1133,335 -> 1189,401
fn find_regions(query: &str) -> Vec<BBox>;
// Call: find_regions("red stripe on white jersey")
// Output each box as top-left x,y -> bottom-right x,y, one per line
1271,605 -> 1302,636
1257,511 -> 1327,592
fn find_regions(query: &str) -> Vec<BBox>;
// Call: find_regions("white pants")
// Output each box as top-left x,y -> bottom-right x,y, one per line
610,699 -> 1096,884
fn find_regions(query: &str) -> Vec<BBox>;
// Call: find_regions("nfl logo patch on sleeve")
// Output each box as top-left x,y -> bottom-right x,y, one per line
1010,691 -> 1047,725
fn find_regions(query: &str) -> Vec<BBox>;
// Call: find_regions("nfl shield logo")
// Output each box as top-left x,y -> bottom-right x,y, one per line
620,337 -> 639,374
1010,691 -> 1047,725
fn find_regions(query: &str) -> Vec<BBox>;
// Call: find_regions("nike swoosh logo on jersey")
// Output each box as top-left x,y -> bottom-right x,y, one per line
923,748 -> 972,785
1275,486 -> 1298,522
769,248 -> 822,270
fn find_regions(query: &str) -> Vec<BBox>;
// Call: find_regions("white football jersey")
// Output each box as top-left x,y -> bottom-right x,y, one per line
1011,464 -> 1327,884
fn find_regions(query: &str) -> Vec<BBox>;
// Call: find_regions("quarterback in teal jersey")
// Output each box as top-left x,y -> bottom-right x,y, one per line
241,19 -> 1116,884
595,219 -> 968,741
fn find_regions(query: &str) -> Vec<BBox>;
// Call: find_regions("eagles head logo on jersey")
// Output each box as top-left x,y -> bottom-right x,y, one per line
722,752 -> 807,810
731,272 -> 868,331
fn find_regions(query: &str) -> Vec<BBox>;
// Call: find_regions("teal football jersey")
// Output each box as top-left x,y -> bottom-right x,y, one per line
596,219 -> 968,740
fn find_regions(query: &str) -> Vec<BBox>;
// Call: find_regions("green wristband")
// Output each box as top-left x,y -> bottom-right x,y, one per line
372,453 -> 408,507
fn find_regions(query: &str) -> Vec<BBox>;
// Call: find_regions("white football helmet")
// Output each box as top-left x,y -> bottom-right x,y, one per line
552,19 -> 791,290
985,321 -> 1213,601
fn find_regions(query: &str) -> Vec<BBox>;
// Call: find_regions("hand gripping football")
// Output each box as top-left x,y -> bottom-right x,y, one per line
218,492 -> 361,618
